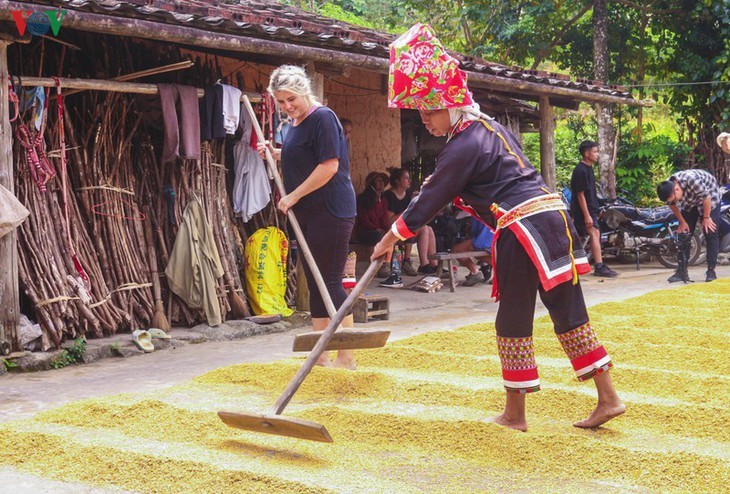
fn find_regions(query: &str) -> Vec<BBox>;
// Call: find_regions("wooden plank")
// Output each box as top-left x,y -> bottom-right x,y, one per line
292,329 -> 390,352
0,41 -> 19,355
539,95 -> 557,191
10,76 -> 262,102
429,251 -> 490,261
217,411 -> 333,443
368,310 -> 389,316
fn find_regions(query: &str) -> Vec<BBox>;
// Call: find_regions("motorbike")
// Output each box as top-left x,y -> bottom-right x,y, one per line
597,197 -> 702,269
560,185 -> 701,269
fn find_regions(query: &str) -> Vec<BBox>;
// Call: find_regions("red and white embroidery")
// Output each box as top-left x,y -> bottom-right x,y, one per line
497,336 -> 540,393
558,323 -> 613,381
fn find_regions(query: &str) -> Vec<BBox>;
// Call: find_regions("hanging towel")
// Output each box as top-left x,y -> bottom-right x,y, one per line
199,84 -> 226,140
221,84 -> 242,135
165,194 -> 225,326
232,105 -> 271,222
158,83 -> 201,163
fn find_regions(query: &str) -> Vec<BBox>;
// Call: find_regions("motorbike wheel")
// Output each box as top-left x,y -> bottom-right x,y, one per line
656,231 -> 702,269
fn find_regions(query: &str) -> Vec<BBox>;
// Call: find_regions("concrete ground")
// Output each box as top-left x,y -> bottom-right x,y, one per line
0,260 -> 728,493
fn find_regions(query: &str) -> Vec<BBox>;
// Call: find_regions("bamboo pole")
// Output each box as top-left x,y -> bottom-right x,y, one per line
63,60 -> 195,97
10,76 -> 263,102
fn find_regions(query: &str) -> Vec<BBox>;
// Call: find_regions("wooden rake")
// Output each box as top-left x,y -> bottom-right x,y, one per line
216,97 -> 389,442
218,258 -> 383,442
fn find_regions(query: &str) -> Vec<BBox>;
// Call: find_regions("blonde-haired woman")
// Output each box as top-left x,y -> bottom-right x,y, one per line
258,65 -> 358,369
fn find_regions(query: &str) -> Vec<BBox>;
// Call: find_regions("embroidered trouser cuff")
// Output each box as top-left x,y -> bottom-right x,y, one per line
497,336 -> 540,393
558,323 -> 612,381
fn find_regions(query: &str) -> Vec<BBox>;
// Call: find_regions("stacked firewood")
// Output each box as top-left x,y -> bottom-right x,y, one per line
13,90 -> 267,348
8,35 -> 304,348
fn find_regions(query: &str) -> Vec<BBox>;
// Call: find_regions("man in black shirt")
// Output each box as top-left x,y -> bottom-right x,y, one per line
570,140 -> 618,277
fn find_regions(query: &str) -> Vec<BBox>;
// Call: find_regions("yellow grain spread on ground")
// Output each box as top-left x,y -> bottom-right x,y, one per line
1,281 -> 729,493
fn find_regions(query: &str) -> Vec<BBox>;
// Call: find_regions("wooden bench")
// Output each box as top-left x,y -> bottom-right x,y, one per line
353,295 -> 390,323
428,250 -> 491,292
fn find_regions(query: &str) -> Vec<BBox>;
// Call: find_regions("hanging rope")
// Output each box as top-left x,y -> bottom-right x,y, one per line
14,81 -> 56,192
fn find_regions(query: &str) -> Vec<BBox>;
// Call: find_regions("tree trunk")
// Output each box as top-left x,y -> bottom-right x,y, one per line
593,0 -> 616,198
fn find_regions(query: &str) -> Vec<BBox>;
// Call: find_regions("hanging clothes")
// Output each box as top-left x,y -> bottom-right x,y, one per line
232,105 -> 271,222
165,194 -> 225,326
221,84 -> 242,135
19,86 -> 45,131
158,84 -> 201,164
274,106 -> 291,145
199,83 -> 226,140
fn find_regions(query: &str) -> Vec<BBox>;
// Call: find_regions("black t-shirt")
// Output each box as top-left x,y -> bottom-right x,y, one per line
281,106 -> 356,218
384,189 -> 413,215
570,161 -> 599,224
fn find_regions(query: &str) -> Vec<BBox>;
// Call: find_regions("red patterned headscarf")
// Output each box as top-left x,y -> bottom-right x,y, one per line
388,23 -> 474,110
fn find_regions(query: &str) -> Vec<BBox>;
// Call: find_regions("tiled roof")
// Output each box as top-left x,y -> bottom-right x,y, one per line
27,0 -> 634,101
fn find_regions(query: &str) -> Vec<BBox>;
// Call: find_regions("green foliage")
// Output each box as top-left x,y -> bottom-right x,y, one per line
523,109 -> 598,191
2,358 -> 18,372
51,338 -> 86,369
307,0 -> 728,179
615,130 -> 691,205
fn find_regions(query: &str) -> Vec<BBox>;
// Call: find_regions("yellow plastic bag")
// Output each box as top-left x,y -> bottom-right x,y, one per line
244,226 -> 293,317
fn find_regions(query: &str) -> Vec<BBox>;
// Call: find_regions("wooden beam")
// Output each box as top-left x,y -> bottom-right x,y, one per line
0,2 -> 652,107
10,76 -> 262,102
0,41 -> 19,355
539,95 -> 557,191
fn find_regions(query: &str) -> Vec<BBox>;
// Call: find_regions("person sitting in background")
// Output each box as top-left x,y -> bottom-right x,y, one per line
355,171 -> 392,278
384,167 -> 438,277
451,218 -> 493,286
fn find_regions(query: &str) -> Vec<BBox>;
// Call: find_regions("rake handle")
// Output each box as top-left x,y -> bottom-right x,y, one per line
272,257 -> 383,415
241,95 -> 337,319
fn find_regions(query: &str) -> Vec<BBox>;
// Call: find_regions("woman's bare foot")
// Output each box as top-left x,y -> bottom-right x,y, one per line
485,414 -> 528,432
333,357 -> 356,370
574,402 -> 626,428
315,356 -> 333,367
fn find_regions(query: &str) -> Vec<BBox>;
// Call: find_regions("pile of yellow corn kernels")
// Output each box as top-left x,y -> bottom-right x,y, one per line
1,281 -> 728,493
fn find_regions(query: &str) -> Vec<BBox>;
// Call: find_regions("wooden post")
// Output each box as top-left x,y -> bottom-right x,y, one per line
295,254 -> 309,312
305,63 -> 325,102
539,95 -> 557,191
0,41 -> 19,354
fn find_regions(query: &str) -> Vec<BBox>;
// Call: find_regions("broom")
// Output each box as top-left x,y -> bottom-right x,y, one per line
143,205 -> 171,332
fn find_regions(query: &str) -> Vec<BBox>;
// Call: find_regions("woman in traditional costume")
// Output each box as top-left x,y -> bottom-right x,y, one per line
372,24 -> 625,430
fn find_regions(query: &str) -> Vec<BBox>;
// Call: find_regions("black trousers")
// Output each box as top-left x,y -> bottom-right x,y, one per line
296,204 -> 355,318
682,204 -> 721,269
495,228 -> 589,338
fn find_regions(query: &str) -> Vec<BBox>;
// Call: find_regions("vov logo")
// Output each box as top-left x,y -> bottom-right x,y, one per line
11,10 -> 66,37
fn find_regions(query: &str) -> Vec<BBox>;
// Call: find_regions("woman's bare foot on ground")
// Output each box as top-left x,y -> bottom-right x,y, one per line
315,357 -> 333,367
484,414 -> 528,432
574,402 -> 626,428
333,357 -> 356,370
